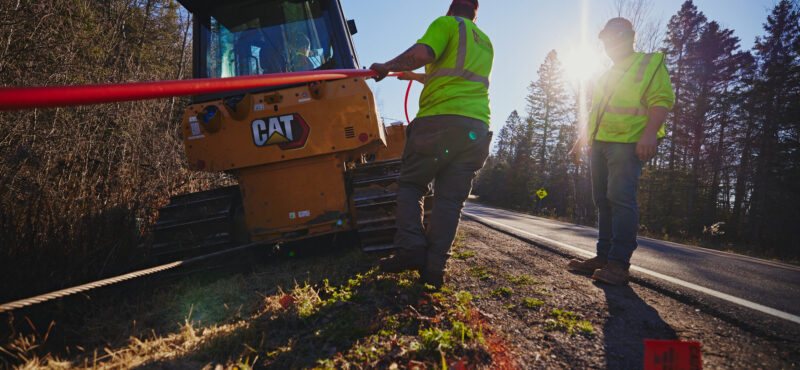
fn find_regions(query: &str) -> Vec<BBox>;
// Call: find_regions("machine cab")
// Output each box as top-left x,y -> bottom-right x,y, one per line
179,0 -> 361,102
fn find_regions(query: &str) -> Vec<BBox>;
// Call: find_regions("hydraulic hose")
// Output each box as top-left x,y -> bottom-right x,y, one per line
404,80 -> 414,125
0,69 -> 399,111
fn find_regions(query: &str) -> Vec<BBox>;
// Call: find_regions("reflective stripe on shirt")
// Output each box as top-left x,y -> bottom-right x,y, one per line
426,17 -> 490,88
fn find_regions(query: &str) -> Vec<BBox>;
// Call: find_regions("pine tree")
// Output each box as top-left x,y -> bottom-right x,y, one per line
663,0 -> 707,171
474,111 -> 529,208
525,50 -> 572,212
748,0 -> 800,255
682,21 -> 749,230
658,0 -> 707,234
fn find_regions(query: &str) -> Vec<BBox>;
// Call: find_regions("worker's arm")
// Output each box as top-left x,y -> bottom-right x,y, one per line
636,106 -> 668,161
397,71 -> 427,84
637,59 -> 675,162
370,43 -> 435,81
568,134 -> 589,165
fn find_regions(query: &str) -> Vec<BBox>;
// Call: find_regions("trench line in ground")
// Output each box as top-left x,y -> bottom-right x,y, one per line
463,211 -> 800,326
0,241 -> 266,313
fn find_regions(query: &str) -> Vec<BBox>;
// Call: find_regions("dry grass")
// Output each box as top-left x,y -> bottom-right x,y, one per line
1,244 -> 500,369
0,0 -> 236,302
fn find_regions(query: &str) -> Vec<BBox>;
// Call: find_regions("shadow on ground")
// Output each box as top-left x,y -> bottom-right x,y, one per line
599,283 -> 677,368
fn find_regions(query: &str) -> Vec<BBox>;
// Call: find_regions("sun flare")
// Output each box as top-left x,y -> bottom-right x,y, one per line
561,44 -> 607,83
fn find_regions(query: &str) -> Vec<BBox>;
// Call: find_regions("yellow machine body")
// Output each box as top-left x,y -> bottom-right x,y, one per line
180,78 -> 406,243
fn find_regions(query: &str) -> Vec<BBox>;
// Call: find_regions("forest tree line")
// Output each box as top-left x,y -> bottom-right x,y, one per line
0,0 -> 231,300
474,0 -> 800,259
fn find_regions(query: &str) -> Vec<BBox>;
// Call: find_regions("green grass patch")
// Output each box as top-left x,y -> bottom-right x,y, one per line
451,232 -> 468,251
490,287 -> 512,298
502,304 -> 516,310
468,265 -> 492,280
452,251 -> 475,259
545,309 -> 594,336
504,274 -> 544,286
522,297 -> 544,308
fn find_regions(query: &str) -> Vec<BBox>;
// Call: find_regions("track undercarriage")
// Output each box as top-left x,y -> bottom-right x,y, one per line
151,159 -> 431,260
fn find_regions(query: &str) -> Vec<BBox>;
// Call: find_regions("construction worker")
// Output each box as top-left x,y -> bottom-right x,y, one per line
370,0 -> 493,288
567,18 -> 675,285
286,31 -> 314,72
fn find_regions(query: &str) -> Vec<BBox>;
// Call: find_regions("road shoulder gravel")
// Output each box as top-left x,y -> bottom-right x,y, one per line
446,221 -> 800,369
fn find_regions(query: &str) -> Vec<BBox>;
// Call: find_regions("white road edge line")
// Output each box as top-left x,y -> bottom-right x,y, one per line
467,203 -> 800,272
464,211 -> 800,326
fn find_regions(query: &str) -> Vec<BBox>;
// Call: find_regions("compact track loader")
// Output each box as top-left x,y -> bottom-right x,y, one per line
152,0 -> 429,260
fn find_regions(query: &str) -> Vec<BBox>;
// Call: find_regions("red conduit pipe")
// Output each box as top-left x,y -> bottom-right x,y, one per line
0,69 -> 400,111
404,80 -> 413,125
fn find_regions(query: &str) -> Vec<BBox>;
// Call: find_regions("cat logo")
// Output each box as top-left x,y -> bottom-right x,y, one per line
251,113 -> 310,150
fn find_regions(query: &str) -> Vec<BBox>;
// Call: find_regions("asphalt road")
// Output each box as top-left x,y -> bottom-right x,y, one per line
462,202 -> 800,326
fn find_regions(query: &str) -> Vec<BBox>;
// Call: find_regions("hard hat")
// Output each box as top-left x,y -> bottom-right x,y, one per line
451,0 -> 478,11
599,17 -> 634,40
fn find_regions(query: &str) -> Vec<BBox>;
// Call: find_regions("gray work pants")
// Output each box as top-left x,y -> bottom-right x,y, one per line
394,115 -> 492,274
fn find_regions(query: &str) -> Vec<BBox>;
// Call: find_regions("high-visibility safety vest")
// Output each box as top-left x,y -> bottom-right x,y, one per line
588,52 -> 673,143
416,16 -> 494,126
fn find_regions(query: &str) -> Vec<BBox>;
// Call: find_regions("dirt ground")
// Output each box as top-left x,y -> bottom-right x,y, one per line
447,220 -> 800,369
3,220 -> 799,369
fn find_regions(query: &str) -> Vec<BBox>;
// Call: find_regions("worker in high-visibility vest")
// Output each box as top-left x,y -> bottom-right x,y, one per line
567,17 -> 675,285
370,0 -> 493,288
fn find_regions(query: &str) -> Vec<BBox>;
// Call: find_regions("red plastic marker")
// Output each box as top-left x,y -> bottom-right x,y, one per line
644,340 -> 702,370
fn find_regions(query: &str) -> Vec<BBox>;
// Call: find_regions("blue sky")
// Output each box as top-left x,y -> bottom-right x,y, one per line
342,0 -> 780,133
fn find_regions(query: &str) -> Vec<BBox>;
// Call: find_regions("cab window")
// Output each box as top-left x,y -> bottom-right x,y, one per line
199,0 -> 340,78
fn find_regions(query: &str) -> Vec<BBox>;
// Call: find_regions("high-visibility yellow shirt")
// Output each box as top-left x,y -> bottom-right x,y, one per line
416,16 -> 494,126
588,52 -> 675,143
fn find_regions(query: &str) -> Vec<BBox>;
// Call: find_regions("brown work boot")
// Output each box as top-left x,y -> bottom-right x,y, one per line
420,269 -> 445,289
567,256 -> 607,275
591,263 -> 630,285
379,250 -> 425,273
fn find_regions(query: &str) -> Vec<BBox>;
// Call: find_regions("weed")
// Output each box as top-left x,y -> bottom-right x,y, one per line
419,319 -> 480,356
502,304 -> 516,310
522,298 -> 544,308
504,274 -> 544,285
490,287 -> 512,298
455,291 -> 473,306
451,232 -> 468,251
545,309 -> 593,336
419,327 -> 456,354
468,265 -> 492,280
291,283 -> 322,318
576,320 -> 594,335
453,251 -> 475,259
379,315 -> 401,336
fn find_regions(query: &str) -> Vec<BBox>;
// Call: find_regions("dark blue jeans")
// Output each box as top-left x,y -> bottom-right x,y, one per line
591,141 -> 643,268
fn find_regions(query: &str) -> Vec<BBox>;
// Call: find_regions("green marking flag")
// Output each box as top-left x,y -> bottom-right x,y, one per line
537,188 -> 548,199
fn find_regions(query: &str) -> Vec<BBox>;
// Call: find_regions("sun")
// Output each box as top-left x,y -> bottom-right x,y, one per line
560,44 -> 607,84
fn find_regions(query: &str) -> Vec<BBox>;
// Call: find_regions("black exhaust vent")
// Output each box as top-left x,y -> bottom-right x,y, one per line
345,126 -> 355,138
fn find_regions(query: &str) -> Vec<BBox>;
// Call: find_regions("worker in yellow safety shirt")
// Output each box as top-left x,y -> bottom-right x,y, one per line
370,0 -> 493,288
567,18 -> 675,285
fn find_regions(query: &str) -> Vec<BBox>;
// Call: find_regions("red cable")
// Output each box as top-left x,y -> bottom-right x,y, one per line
404,80 -> 413,125
0,69 -> 399,111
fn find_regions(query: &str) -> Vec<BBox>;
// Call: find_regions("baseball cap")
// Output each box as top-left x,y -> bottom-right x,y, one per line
451,0 -> 478,11
599,17 -> 634,39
